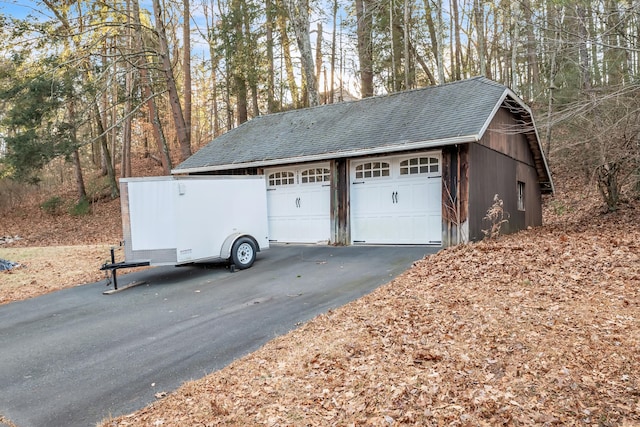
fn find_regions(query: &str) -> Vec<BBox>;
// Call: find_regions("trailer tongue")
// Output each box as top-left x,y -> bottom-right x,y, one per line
101,175 -> 269,291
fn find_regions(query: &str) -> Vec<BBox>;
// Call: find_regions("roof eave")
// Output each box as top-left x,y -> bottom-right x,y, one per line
171,135 -> 478,175
479,89 -> 555,195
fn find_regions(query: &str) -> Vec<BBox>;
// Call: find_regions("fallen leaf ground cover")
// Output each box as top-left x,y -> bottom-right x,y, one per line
98,185 -> 640,426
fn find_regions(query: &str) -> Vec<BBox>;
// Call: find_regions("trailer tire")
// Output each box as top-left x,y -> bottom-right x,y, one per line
231,237 -> 257,270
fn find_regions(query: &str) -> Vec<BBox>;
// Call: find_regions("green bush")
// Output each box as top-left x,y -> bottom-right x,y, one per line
69,197 -> 91,216
40,196 -> 64,216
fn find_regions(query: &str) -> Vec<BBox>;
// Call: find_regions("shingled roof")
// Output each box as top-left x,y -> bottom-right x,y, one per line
173,76 -> 553,192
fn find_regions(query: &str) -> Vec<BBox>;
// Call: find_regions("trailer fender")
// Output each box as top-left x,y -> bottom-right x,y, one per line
220,233 -> 260,260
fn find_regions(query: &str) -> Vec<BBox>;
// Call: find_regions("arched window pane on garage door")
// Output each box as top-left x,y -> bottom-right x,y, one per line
355,162 -> 390,179
301,168 -> 330,184
268,171 -> 295,186
400,157 -> 439,175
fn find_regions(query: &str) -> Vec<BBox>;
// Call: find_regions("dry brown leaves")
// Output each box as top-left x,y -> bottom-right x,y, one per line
0,195 -> 122,248
101,188 -> 640,426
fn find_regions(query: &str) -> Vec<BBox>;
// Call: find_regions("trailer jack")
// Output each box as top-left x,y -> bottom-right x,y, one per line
100,247 -> 150,291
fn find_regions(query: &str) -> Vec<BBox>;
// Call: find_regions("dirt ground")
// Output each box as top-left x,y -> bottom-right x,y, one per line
1,179 -> 639,426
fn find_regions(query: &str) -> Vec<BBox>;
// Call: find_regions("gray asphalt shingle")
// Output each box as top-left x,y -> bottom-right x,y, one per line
174,77 -> 509,172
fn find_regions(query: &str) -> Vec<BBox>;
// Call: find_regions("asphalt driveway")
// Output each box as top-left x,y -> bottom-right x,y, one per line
0,244 -> 436,427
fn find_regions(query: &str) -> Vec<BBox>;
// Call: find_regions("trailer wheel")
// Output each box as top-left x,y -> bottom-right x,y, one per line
231,237 -> 256,269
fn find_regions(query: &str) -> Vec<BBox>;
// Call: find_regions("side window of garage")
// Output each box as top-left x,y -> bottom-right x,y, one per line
355,162 -> 390,179
268,171 -> 295,186
399,157 -> 439,176
301,168 -> 330,184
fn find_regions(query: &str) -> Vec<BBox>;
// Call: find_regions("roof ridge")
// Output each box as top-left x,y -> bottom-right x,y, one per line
247,77 -> 506,123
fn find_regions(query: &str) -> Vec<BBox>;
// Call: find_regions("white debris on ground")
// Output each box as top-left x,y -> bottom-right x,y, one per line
0,235 -> 22,245
0,237 -> 22,271
0,258 -> 19,271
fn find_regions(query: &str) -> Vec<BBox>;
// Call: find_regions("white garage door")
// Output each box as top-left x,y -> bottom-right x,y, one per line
350,153 -> 442,245
265,164 -> 331,243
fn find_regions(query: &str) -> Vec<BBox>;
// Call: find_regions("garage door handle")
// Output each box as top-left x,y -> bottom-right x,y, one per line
352,181 -> 365,185
391,191 -> 398,203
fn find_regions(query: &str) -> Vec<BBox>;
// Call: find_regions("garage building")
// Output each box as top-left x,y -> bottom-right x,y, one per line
172,77 -> 554,247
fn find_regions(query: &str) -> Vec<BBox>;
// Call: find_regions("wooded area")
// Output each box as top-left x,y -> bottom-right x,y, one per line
0,0 -> 639,212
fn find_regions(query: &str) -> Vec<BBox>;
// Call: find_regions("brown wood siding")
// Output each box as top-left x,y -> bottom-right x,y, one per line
517,161 -> 543,228
442,144 -> 469,246
479,107 -> 536,167
468,143 -> 542,241
331,159 -> 349,245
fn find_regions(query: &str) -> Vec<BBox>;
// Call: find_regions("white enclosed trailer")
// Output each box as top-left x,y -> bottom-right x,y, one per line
101,175 -> 269,289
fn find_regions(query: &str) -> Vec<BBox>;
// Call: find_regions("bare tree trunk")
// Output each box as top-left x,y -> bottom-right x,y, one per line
604,0 -> 624,85
391,0 -> 403,90
435,0 -> 445,83
133,0 -> 172,174
576,3 -> 591,90
93,101 -> 119,196
355,0 -> 374,97
152,0 -> 191,161
266,0 -> 276,112
68,100 -> 87,201
424,0 -> 445,84
122,0 -> 133,178
330,0 -> 337,103
511,0 -> 520,89
315,22 -> 323,102
203,0 -> 222,134
276,0 -> 300,107
409,39 -> 436,85
184,0 -> 193,149
588,5 -> 602,86
522,0 -> 539,97
72,149 -> 87,201
544,1 -> 560,157
451,0 -> 462,80
241,4 -> 260,118
403,0 -> 409,89
288,0 -> 319,106
231,0 -> 249,123
100,42 -> 109,176
111,45 -> 118,170
474,0 -> 486,77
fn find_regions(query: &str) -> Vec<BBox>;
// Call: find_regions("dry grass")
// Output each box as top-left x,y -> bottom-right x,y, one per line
0,245 -> 114,304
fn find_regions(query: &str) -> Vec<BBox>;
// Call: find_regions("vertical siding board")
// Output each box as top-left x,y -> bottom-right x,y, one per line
332,158 -> 349,245
481,108 -> 536,168
467,107 -> 544,241
469,143 -> 542,241
468,143 -> 514,240
517,162 -> 543,227
441,148 -> 454,246
442,144 -> 470,246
